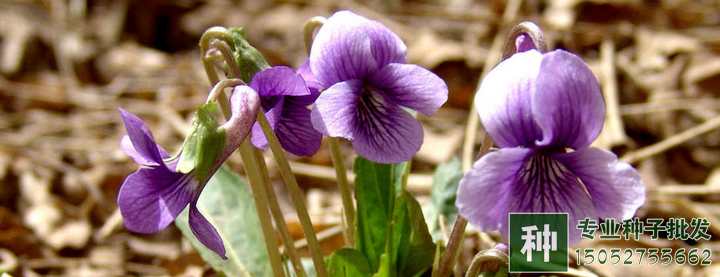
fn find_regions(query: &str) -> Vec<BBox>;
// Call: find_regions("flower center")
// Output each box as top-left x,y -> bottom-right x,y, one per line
355,86 -> 401,147
261,95 -> 284,111
514,153 -> 591,212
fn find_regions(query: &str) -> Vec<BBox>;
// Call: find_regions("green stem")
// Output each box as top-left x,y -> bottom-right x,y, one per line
256,112 -> 329,277
201,55 -> 232,118
327,137 -> 356,246
200,33 -> 285,276
238,140 -> 285,277
254,148 -> 307,277
400,159 -> 412,192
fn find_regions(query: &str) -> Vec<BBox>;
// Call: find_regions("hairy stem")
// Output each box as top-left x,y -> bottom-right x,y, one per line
256,112 -> 329,277
238,140 -> 285,277
200,31 -> 286,276
327,137 -> 356,246
254,148 -> 307,277
436,136 -> 494,277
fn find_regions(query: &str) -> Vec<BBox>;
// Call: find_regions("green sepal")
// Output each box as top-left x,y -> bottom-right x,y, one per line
227,28 -> 271,82
177,102 -> 226,183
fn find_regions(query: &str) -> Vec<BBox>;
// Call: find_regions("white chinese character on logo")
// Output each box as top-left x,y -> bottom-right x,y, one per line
520,224 -> 557,262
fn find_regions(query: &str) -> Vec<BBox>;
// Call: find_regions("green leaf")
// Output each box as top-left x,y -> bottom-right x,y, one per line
425,158 -> 463,241
392,192 -> 436,277
177,103 -> 226,183
227,28 -> 271,83
353,157 -> 406,272
327,248 -> 372,277
353,158 -> 434,276
175,167 -> 271,277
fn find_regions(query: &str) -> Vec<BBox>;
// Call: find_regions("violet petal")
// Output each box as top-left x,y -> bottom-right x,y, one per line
350,93 -> 423,164
504,152 -> 597,244
309,11 -> 406,87
117,167 -> 194,233
370,63 -> 448,115
475,50 -> 543,148
533,50 -> 605,149
189,201 -> 227,259
118,108 -> 168,166
120,135 -> 169,166
251,97 -> 285,150
297,61 -> 323,94
221,85 -> 261,159
553,147 -> 645,221
515,33 -> 536,53
275,100 -> 322,156
250,66 -> 310,97
456,148 -> 531,233
310,80 -> 361,140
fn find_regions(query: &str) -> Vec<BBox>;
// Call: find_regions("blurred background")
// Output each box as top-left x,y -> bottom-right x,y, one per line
1,0 -> 720,276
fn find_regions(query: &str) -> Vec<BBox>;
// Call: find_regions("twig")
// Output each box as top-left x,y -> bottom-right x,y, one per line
621,114 -> 720,163
292,224 -> 343,250
287,161 -> 434,193
94,208 -> 123,241
650,184 -> 720,195
619,98 -> 720,115
598,39 -> 627,148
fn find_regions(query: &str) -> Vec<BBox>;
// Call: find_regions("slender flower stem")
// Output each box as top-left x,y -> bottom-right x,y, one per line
199,32 -> 287,276
211,39 -> 243,79
501,22 -> 547,59
204,22 -> 329,275
450,2 -> 521,276
435,136 -> 494,277
256,112 -> 329,277
303,16 -> 326,55
465,249 -> 508,277
200,28 -> 236,116
206,79 -> 245,105
327,137 -> 356,246
301,15 -> 353,251
400,159 -> 412,192
461,0 -> 521,173
254,148 -> 307,277
238,140 -> 285,277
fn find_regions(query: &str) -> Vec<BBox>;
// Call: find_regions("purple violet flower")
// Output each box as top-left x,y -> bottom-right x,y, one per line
456,47 -> 645,244
249,66 -> 323,156
308,11 -> 448,163
117,86 -> 260,258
